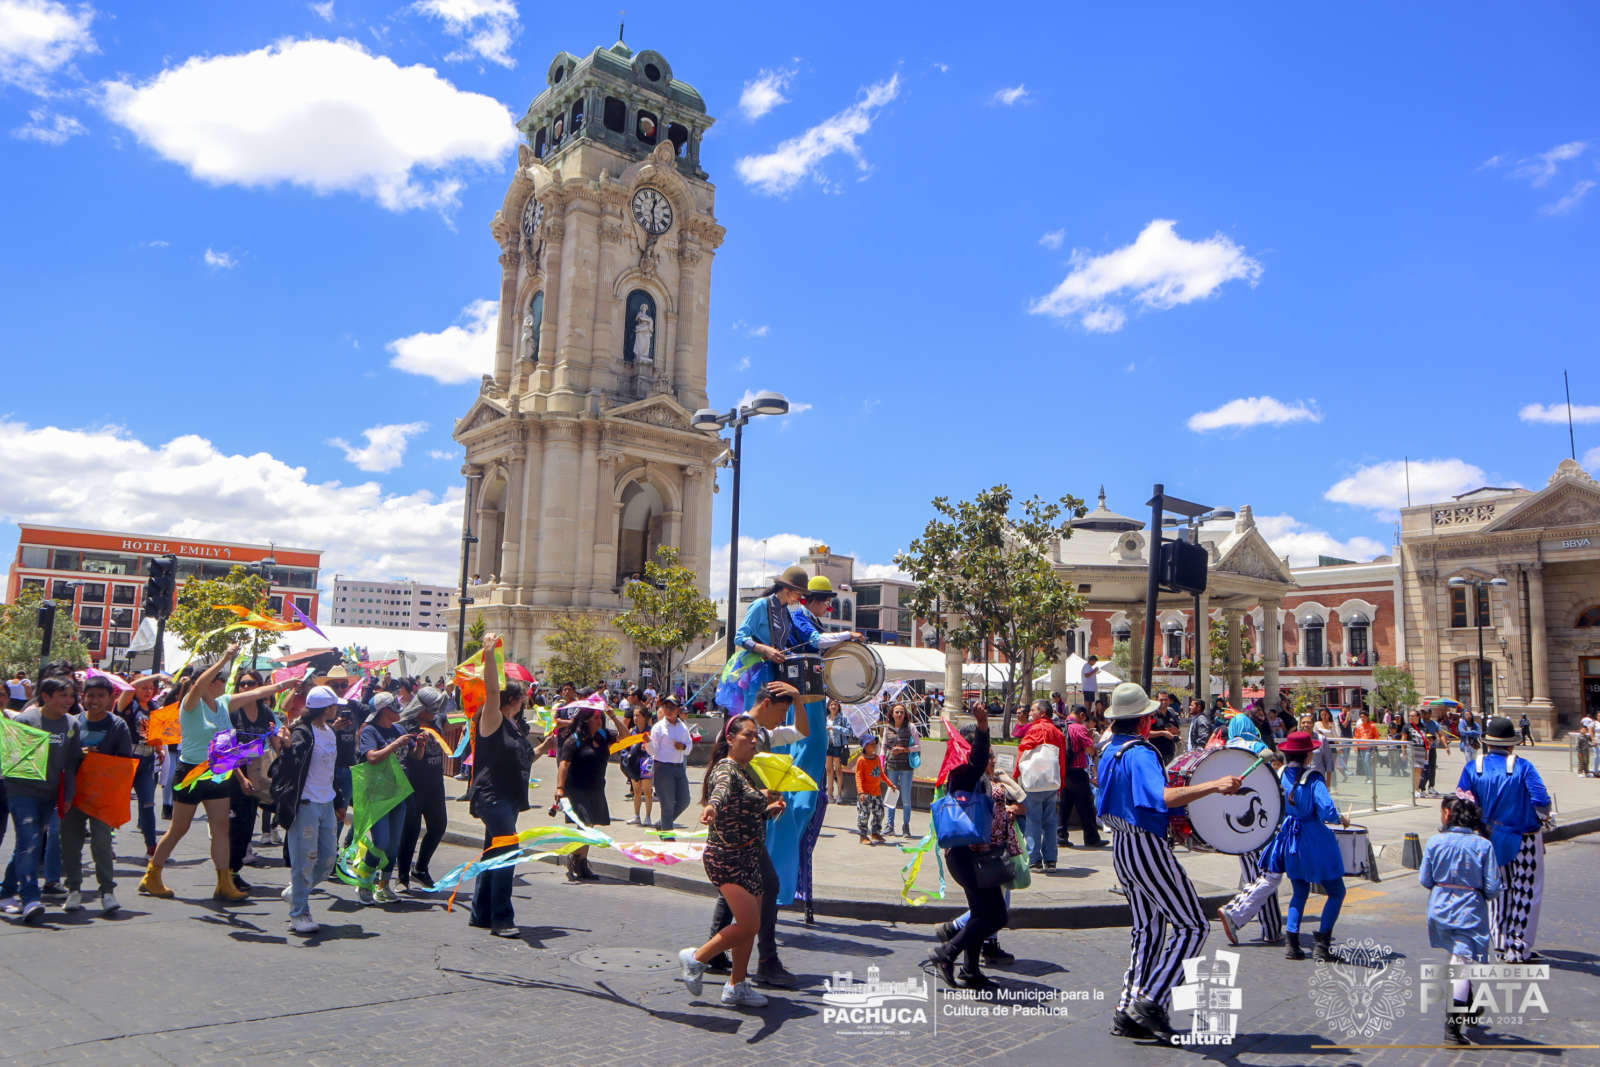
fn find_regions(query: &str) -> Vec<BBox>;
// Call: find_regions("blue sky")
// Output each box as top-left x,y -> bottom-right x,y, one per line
1,0 -> 1598,604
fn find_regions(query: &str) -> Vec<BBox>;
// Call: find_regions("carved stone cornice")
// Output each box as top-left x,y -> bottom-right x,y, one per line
599,219 -> 627,245
499,248 -> 519,271
678,242 -> 703,266
681,216 -> 725,249
542,418 -> 582,441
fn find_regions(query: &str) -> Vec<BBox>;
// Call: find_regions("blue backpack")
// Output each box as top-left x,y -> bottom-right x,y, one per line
931,788 -> 994,847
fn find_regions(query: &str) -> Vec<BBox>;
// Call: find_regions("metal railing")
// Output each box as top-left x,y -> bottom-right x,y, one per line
1310,739 -> 1417,816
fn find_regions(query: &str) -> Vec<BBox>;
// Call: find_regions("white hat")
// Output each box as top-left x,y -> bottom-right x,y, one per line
304,685 -> 345,710
1105,681 -> 1160,720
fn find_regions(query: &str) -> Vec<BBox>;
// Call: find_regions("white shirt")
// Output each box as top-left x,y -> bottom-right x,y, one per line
303,723 -> 337,804
1082,662 -> 1098,693
649,718 -> 693,764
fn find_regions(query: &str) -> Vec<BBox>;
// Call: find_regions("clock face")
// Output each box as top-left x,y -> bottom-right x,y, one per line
521,197 -> 543,240
631,187 -> 673,235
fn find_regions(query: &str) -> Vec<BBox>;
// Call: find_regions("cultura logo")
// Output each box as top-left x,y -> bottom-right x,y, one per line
1309,937 -> 1415,1038
1171,949 -> 1242,1046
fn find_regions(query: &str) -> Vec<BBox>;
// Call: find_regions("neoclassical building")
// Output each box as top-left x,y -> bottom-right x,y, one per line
452,40 -> 724,672
1399,458 -> 1600,737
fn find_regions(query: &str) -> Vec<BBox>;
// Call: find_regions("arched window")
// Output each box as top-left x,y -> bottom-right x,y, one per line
603,97 -> 625,132
521,291 -> 543,361
636,110 -> 658,144
1346,611 -> 1370,665
551,115 -> 565,146
1301,614 -> 1325,667
616,481 -> 664,585
623,289 -> 657,364
534,127 -> 548,157
570,98 -> 584,133
667,122 -> 689,155
1164,618 -> 1185,664
1578,605 -> 1600,627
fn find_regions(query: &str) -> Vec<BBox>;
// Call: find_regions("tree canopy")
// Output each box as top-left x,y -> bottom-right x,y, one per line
1,586 -> 89,678
614,546 -> 717,688
542,613 -> 620,691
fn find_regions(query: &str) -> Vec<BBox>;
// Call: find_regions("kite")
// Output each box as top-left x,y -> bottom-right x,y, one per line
208,729 -> 269,777
453,640 -> 506,719
288,599 -> 327,639
0,715 -> 50,781
145,703 -> 182,746
335,758 -> 414,887
608,732 -> 649,755
212,604 -> 305,632
83,667 -> 133,694
750,751 -> 818,793
73,751 -> 139,827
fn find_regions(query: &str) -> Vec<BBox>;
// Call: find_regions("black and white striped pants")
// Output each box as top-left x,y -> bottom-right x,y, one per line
1489,831 -> 1543,962
1231,848 -> 1284,941
1105,815 -> 1208,1011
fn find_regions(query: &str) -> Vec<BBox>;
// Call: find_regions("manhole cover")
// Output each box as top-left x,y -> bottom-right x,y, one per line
570,947 -> 679,973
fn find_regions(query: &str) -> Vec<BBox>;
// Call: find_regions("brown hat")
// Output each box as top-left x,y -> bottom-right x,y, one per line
773,564 -> 810,593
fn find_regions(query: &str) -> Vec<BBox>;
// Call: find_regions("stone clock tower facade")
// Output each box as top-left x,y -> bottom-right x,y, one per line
452,40 -> 724,675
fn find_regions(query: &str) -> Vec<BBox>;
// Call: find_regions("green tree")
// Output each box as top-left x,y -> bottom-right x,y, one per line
615,545 -> 718,688
0,586 -> 89,678
1290,678 -> 1324,719
1111,638 -> 1132,677
543,613 -> 620,691
461,617 -> 487,662
166,565 -> 271,660
896,485 -> 1087,736
1372,663 -> 1420,717
1208,616 -> 1263,675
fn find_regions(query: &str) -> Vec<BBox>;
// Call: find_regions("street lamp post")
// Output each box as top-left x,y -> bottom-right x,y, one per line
692,391 -> 790,660
1449,575 -> 1508,716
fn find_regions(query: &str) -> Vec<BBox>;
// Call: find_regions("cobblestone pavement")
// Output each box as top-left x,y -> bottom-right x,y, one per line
2,818 -> 1596,1066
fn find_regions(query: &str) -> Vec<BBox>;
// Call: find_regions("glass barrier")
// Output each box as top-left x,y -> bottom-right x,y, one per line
1313,738 -> 1417,816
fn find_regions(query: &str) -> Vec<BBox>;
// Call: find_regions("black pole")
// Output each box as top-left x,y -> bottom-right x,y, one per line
152,616 -> 166,675
1193,590 -> 1202,705
456,477 -> 478,666
723,418 -> 745,660
1142,484 -> 1163,693
36,600 -> 56,683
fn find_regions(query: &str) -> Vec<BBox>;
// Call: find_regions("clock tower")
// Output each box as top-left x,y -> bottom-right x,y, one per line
452,38 -> 724,676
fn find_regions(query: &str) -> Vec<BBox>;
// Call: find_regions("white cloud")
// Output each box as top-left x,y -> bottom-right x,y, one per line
1038,228 -> 1065,249
0,0 -> 96,93
1124,362 -> 1135,373
140,239 -> 168,248
991,84 -> 1029,106
1208,513 -> 1386,568
1479,154 -> 1504,169
731,319 -> 770,338
202,247 -> 237,269
427,448 -> 455,461
1187,396 -> 1322,433
736,356 -> 750,372
1029,218 -> 1262,332
739,66 -> 795,121
412,0 -> 519,68
1585,444 -> 1600,473
309,0 -> 334,20
11,105 -> 83,144
387,298 -> 497,384
707,532 -> 902,600
0,419 -> 464,582
1519,401 -> 1600,425
101,38 -> 516,213
1325,458 -> 1496,513
328,421 -> 428,472
1513,140 -> 1586,187
735,73 -> 900,196
1540,178 -> 1595,216
933,62 -> 949,74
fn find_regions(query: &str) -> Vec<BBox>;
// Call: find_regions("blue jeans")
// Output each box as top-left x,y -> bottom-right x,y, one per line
1286,876 -> 1345,934
286,800 -> 338,919
368,800 -> 408,877
1024,789 -> 1059,865
470,797 -> 518,929
133,753 -> 158,851
2,795 -> 56,906
887,768 -> 914,832
654,762 -> 690,831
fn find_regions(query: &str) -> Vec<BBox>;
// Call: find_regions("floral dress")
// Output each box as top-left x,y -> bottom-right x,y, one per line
703,758 -> 769,896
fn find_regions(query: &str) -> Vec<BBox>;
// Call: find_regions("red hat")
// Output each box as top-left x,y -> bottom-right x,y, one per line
1278,730 -> 1320,754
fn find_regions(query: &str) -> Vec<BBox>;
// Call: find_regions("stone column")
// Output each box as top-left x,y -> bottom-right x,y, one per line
679,463 -> 710,588
1527,563 -> 1553,707
539,216 -> 565,396
493,246 -> 519,390
475,500 -> 498,579
1261,598 -> 1282,711
516,424 -> 544,600
462,467 -> 483,577
533,420 -> 580,603
1050,635 -> 1068,699
498,452 -> 525,589
1226,610 -> 1244,708
1195,594 -> 1211,705
571,423 -> 599,604
944,634 -> 965,720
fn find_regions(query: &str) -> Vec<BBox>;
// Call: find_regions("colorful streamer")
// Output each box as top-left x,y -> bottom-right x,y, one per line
289,599 -> 327,639
898,829 -> 947,906
208,729 -> 269,776
608,732 -> 649,755
212,604 -> 305,632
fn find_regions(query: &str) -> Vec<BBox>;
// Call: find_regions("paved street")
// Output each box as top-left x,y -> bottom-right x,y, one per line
2,810 -> 1597,1066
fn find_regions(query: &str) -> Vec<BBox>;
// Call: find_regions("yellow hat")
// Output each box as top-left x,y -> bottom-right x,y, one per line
806,575 -> 836,599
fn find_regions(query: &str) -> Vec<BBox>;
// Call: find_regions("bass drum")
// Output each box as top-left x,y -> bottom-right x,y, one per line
821,642 -> 885,705
1171,747 -> 1283,855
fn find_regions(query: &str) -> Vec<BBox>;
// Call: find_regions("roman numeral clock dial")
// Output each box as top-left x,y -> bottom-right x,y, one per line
631,187 -> 673,235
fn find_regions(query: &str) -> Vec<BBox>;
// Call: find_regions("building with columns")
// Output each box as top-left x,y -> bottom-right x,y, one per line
451,39 -> 724,673
1398,458 -> 1600,737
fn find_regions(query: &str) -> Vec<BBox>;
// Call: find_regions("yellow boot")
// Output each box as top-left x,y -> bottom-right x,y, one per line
213,869 -> 248,902
139,861 -> 175,898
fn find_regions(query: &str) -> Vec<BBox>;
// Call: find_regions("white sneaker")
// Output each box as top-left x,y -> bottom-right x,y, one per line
101,892 -> 120,915
678,948 -> 707,995
0,897 -> 18,915
242,849 -> 263,866
291,914 -> 319,935
720,980 -> 769,1008
281,884 -> 293,902
63,890 -> 84,912
625,816 -> 641,825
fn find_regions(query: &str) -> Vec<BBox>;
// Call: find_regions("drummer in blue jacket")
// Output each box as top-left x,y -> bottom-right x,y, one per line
1259,730 -> 1349,962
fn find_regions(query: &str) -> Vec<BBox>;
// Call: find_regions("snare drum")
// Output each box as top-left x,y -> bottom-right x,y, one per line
1333,824 -> 1371,878
822,642 -> 884,705
780,653 -> 826,703
1170,747 -> 1283,854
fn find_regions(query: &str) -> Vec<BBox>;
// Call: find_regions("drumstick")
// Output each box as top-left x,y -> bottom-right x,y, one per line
1240,754 -> 1269,778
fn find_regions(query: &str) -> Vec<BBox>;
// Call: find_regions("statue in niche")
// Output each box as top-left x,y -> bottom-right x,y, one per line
521,291 -> 543,361
632,305 -> 655,364
624,289 -> 657,365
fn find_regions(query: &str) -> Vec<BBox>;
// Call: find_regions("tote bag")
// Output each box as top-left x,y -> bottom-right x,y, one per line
931,789 -> 993,848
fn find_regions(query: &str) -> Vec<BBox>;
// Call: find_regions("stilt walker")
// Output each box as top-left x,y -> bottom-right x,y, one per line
1456,716 -> 1551,963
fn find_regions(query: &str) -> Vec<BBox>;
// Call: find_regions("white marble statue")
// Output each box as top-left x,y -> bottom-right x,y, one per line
632,304 -> 654,364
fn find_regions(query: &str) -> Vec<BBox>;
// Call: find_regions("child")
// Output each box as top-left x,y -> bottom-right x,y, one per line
1258,731 -> 1348,962
853,736 -> 887,843
1419,796 -> 1502,1047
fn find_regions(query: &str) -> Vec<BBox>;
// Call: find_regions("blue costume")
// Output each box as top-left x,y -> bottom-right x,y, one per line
766,603 -> 848,906
715,593 -> 797,716
1457,749 -> 1549,961
1259,763 -> 1345,937
1220,715 -> 1283,942
1419,827 -> 1502,961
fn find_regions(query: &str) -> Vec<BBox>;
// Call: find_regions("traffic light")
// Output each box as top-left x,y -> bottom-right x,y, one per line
1159,538 -> 1209,595
143,555 -> 177,619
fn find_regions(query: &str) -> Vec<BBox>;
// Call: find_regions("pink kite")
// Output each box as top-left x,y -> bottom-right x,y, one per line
289,600 -> 327,639
84,667 -> 134,694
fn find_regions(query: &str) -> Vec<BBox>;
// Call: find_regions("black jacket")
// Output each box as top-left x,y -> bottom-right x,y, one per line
269,720 -> 316,831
